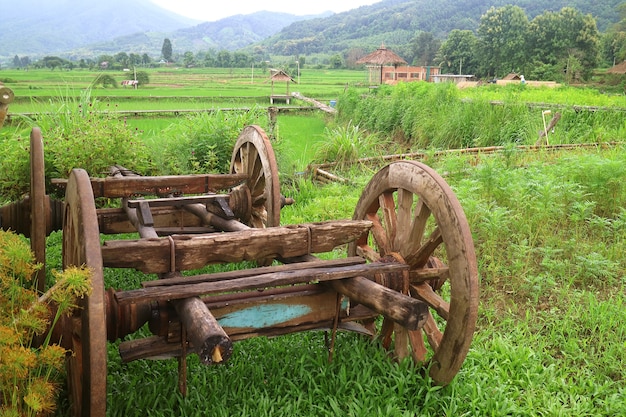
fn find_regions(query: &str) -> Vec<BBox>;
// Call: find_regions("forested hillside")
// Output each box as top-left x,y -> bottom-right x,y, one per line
261,0 -> 624,56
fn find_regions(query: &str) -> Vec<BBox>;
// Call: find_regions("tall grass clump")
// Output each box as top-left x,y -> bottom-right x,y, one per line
313,122 -> 389,168
154,107 -> 269,175
0,230 -> 91,417
338,82 -> 626,150
0,89 -> 153,201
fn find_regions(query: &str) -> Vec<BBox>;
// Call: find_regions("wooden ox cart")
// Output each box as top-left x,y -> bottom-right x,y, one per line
0,126 -> 478,417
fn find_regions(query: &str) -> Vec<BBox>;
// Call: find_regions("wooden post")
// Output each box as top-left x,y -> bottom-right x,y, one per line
329,276 -> 428,330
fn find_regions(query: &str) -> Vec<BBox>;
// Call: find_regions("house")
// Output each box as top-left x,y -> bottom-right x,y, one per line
357,44 -> 440,84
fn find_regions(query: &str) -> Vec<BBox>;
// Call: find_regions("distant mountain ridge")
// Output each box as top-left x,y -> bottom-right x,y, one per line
0,0 -> 199,58
1,0 -> 622,64
260,0 -> 624,56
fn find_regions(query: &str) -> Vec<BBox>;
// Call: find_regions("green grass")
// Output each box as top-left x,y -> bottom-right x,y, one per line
38,144 -> 626,417
2,69 -> 625,416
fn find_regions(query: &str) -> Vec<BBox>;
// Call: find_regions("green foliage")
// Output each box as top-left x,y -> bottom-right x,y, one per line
155,107 -> 270,175
0,230 -> 91,417
127,71 -> 150,86
313,122 -> 388,168
93,73 -> 117,88
0,90 -> 153,201
337,82 -> 626,149
161,38 -> 173,62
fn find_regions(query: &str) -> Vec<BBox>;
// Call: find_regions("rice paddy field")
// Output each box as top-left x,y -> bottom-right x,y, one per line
0,68 -> 625,416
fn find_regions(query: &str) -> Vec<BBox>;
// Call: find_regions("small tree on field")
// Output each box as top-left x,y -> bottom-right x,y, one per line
162,38 -> 173,63
93,74 -> 117,88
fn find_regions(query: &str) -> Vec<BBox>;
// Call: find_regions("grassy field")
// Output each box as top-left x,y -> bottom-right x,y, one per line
0,68 -> 625,416
39,145 -> 625,417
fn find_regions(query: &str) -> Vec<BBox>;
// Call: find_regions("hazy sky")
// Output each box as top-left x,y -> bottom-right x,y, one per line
149,0 -> 382,22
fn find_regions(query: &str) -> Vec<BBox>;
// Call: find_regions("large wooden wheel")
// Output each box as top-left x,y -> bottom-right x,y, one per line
229,125 -> 281,228
348,161 -> 478,385
62,168 -> 107,417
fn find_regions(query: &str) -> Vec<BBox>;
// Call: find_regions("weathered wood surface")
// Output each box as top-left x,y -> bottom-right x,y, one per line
102,220 -> 372,273
118,286 -> 378,363
51,173 -> 247,198
115,171 -> 234,369
173,297 -> 232,365
97,206 -> 205,235
115,261 -> 408,305
329,276 -> 428,330
143,256 -> 365,287
126,194 -> 231,209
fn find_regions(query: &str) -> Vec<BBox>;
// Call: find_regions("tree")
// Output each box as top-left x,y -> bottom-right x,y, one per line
130,71 -> 150,86
436,30 -> 478,75
528,8 -> 600,81
409,32 -> 441,66
216,50 -> 232,68
41,56 -> 67,70
477,5 -> 530,77
183,51 -> 195,68
141,54 -> 152,66
329,54 -> 343,69
161,38 -> 173,62
13,55 -> 21,68
601,31 -> 626,65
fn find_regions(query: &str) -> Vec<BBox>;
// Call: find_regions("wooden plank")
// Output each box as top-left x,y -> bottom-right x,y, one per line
52,173 -> 247,198
142,256 -> 366,287
126,194 -> 231,209
97,206 -> 204,235
115,262 -> 408,305
101,220 -> 372,273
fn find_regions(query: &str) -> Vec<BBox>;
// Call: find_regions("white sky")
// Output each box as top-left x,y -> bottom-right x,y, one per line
149,0 -> 382,22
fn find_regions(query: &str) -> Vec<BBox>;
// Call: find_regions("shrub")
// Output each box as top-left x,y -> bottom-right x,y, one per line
0,90 -> 153,201
157,107 -> 270,175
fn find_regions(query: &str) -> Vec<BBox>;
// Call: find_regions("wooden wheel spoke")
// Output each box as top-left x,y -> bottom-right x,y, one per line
394,188 -> 413,251
405,227 -> 442,268
252,192 -> 267,206
355,244 -> 381,262
249,159 -> 265,194
365,212 -> 390,256
408,329 -> 427,363
379,318 -> 394,350
401,199 -> 431,260
423,312 -> 443,351
393,324 -> 410,361
410,283 -> 449,321
379,191 -> 397,250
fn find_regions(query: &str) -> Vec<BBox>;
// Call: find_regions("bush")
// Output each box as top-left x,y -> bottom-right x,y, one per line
0,90 -> 153,201
157,107 -> 270,175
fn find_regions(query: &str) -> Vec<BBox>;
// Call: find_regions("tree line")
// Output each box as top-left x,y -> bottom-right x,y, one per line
9,5 -> 626,84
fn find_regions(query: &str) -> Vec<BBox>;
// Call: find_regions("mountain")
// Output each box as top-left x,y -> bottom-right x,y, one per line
260,0 -> 624,56
0,0 -> 199,58
68,11 -> 332,59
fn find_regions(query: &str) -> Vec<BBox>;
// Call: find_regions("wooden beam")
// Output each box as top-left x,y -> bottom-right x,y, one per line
101,220 -> 372,273
114,262 -> 408,305
52,173 -> 247,198
329,276 -> 428,330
